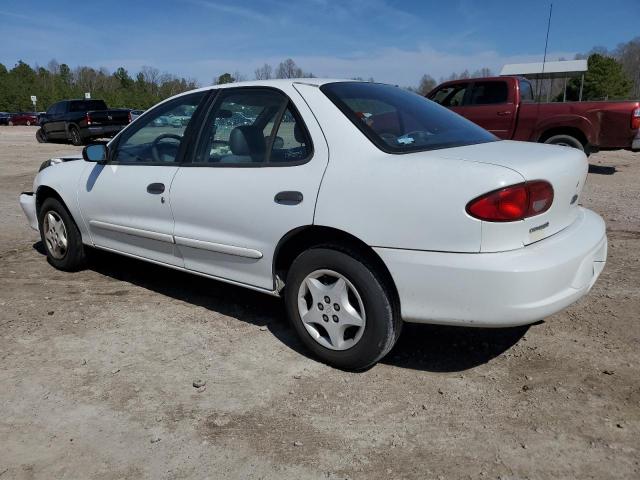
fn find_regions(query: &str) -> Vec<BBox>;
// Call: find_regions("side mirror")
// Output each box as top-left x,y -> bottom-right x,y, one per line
82,144 -> 108,163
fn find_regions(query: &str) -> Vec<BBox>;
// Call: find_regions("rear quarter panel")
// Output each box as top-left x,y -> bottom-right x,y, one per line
296,83 -> 523,253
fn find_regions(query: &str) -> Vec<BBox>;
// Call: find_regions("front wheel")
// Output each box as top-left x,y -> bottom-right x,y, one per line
285,247 -> 401,370
38,197 -> 86,271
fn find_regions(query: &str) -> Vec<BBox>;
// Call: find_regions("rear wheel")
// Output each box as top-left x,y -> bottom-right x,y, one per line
69,126 -> 84,146
285,247 -> 401,370
36,128 -> 48,143
38,197 -> 86,271
544,134 -> 585,152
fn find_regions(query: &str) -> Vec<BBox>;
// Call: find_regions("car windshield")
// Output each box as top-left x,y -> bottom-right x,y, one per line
320,82 -> 498,153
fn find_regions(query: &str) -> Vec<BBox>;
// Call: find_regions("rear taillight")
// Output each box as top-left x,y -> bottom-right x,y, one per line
85,113 -> 92,125
128,111 -> 132,123
466,181 -> 554,222
632,107 -> 640,130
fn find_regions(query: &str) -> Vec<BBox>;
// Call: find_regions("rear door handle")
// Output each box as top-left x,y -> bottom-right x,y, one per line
147,183 -> 165,194
496,111 -> 512,116
274,191 -> 303,205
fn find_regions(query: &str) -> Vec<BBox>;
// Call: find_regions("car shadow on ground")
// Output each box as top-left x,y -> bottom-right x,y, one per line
33,242 -> 529,373
588,164 -> 616,175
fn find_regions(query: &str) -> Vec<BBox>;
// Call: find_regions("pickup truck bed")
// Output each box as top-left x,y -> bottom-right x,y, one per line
427,76 -> 640,153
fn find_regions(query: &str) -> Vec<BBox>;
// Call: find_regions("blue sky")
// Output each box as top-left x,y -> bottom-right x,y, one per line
0,0 -> 638,86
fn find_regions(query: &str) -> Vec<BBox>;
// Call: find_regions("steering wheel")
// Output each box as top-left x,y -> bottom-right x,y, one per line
151,133 -> 183,162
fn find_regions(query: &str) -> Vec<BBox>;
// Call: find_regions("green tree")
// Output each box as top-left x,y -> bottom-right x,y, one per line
564,53 -> 632,101
215,72 -> 235,84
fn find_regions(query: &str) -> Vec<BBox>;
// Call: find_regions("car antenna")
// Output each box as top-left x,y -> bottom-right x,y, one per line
537,3 -> 553,105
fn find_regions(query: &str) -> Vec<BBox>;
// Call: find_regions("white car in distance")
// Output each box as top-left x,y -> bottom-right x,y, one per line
20,79 -> 607,370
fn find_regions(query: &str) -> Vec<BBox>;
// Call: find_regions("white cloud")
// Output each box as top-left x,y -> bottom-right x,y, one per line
184,45 -> 577,86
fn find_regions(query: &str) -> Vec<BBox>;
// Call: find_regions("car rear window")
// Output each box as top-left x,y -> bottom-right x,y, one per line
69,100 -> 108,112
320,82 -> 497,153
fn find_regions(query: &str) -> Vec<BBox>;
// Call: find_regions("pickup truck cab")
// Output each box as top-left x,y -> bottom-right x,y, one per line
427,76 -> 640,153
37,99 -> 131,146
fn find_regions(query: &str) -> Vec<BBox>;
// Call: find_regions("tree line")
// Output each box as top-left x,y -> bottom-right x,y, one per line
0,60 -> 198,112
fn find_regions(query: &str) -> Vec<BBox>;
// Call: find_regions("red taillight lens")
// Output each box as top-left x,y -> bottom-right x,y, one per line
632,107 -> 640,130
85,113 -> 92,125
466,181 -> 554,222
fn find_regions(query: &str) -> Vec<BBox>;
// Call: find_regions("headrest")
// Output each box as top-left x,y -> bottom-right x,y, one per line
230,125 -> 266,159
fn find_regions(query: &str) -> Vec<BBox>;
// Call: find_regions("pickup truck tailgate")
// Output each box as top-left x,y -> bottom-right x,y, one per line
87,109 -> 130,126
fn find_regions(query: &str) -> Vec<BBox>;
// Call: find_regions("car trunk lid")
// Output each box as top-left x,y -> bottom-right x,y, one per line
438,140 -> 588,251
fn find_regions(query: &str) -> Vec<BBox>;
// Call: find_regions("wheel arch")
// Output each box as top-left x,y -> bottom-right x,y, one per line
538,126 -> 589,147
273,225 -> 400,311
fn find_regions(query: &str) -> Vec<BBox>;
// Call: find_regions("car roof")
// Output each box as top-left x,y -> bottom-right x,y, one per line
150,78 -> 375,111
179,78 -> 359,97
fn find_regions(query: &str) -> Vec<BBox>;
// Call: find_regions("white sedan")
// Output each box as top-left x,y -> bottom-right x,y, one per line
19,79 -> 607,370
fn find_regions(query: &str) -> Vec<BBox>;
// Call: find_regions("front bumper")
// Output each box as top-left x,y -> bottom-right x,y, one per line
376,207 -> 607,327
19,192 -> 39,231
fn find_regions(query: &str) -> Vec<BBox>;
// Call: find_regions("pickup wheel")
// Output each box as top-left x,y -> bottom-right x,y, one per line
285,247 -> 402,371
69,126 -> 84,146
544,134 -> 585,152
38,197 -> 86,271
36,128 -> 48,143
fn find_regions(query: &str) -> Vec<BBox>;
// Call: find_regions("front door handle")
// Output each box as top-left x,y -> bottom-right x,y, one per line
496,111 -> 512,116
147,183 -> 165,194
274,191 -> 303,205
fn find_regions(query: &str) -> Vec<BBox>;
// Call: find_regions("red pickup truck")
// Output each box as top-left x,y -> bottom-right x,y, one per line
427,76 -> 640,153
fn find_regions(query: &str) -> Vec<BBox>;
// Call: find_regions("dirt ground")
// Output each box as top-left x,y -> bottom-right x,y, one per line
0,125 -> 638,480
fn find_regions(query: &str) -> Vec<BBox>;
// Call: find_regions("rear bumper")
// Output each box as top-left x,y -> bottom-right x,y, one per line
82,124 -> 126,138
632,132 -> 640,151
376,207 -> 607,327
19,192 -> 39,231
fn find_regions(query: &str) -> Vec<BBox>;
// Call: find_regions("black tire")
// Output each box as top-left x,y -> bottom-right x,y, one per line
36,128 -> 48,143
38,197 -> 86,271
285,246 -> 402,371
543,134 -> 585,152
69,126 -> 84,146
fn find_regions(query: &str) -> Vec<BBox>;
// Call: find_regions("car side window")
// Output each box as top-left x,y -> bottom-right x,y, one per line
268,106 -> 311,163
46,103 -> 58,115
468,81 -> 508,105
194,88 -> 310,166
519,79 -> 534,103
430,84 -> 469,107
112,92 -> 206,164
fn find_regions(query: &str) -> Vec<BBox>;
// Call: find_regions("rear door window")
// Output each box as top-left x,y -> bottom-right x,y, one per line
468,81 -> 508,105
519,79 -> 534,103
194,88 -> 312,166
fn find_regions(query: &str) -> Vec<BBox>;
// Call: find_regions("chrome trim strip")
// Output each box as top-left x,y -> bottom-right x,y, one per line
174,236 -> 263,259
92,244 -> 278,296
89,220 -> 174,244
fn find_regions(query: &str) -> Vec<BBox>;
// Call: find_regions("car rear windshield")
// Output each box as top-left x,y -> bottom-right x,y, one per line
69,100 -> 108,112
320,82 -> 497,153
